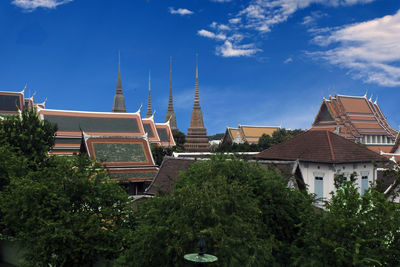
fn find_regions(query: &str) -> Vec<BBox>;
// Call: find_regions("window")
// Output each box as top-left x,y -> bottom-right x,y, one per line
314,172 -> 324,202
361,171 -> 369,194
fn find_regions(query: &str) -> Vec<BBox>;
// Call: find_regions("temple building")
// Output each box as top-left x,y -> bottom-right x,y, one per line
165,57 -> 178,130
312,94 -> 397,154
221,125 -> 281,145
184,56 -> 210,152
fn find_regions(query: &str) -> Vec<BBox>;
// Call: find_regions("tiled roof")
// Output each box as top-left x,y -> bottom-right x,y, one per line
155,122 -> 176,147
312,94 -> 397,148
39,109 -> 144,136
146,157 -> 195,195
82,133 -> 155,167
0,90 -> 24,114
255,130 -> 384,163
142,116 -> 161,145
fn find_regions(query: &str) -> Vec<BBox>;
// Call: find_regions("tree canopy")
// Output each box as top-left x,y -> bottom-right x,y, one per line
117,156 -> 315,266
0,110 -> 133,266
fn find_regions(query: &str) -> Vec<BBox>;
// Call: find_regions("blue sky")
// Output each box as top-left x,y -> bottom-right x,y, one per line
1,0 -> 400,135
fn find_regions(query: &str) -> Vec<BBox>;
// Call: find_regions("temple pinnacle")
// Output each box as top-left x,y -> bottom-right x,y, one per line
165,56 -> 178,130
112,51 -> 126,112
145,70 -> 152,118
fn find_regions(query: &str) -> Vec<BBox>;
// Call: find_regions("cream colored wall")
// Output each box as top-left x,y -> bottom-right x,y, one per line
299,162 -> 376,201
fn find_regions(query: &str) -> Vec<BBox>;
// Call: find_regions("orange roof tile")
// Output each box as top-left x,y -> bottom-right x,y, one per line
338,96 -> 372,114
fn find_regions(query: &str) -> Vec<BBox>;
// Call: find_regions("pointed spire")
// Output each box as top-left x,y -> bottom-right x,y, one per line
112,51 -> 127,112
374,97 -> 378,105
194,53 -> 200,108
145,70 -> 152,118
116,51 -> 122,93
168,57 -> 174,111
165,56 -> 178,130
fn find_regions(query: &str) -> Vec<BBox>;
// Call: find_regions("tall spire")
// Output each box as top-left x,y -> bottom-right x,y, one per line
145,70 -> 152,118
184,54 -> 209,152
112,51 -> 127,112
165,56 -> 178,130
194,54 -> 200,108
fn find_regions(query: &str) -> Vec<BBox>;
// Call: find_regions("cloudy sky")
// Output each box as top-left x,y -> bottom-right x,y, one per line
1,0 -> 400,134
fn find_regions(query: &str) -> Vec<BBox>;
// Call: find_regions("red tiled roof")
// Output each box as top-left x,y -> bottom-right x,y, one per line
255,130 -> 384,163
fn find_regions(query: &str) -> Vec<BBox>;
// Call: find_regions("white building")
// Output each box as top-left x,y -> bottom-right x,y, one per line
255,130 -> 384,202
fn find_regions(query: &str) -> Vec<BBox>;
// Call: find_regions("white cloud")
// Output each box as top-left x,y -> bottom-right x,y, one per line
302,11 -> 327,26
216,40 -> 261,57
284,57 -> 293,64
169,7 -> 194,16
229,18 -> 241,24
200,0 -> 376,57
311,10 -> 400,87
12,0 -> 72,11
198,29 -> 227,41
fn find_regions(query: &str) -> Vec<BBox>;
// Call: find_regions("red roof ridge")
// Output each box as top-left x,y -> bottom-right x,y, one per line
326,131 -> 335,161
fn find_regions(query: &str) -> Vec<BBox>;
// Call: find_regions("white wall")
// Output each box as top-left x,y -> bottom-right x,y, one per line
299,162 -> 376,201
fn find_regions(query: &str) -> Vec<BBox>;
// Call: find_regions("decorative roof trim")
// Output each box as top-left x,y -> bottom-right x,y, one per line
40,108 -> 141,116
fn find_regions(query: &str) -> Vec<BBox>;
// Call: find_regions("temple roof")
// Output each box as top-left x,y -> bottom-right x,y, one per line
82,133 -> 155,167
0,90 -> 24,114
142,115 -> 161,145
239,125 -> 280,144
312,94 -> 397,138
39,108 -> 144,136
155,121 -> 176,147
255,130 -> 385,164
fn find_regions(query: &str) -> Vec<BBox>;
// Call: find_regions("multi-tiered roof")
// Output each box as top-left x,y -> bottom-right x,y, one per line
312,94 -> 397,153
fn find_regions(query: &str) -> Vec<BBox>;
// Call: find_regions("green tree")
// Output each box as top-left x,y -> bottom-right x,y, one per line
259,128 -> 304,150
151,144 -> 173,166
0,155 -> 134,266
172,129 -> 186,151
299,173 -> 400,266
117,156 -> 315,266
0,109 -> 57,168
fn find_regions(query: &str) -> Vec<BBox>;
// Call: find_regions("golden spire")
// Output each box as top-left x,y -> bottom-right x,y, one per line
145,70 -> 152,118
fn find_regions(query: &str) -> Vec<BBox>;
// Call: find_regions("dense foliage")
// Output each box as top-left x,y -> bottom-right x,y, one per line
117,156 -> 315,266
0,110 -> 133,266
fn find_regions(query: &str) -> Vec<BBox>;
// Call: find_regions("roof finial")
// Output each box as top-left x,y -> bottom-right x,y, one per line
146,70 -> 152,118
364,90 -> 368,98
21,83 -> 27,95
369,94 -> 373,102
374,96 -> 378,105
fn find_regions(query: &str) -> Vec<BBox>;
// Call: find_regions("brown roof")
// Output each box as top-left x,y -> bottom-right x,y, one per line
312,95 -> 397,140
338,96 -> 372,113
255,130 -> 384,163
146,157 -> 195,195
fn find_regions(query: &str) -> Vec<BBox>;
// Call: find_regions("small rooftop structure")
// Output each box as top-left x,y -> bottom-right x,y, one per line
221,125 -> 280,145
